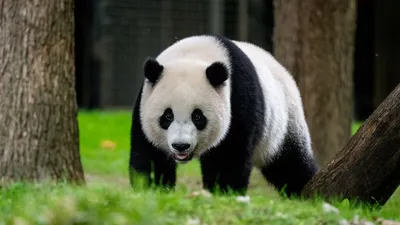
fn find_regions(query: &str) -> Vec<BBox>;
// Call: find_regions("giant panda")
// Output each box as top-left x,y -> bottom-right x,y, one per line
129,34 -> 318,197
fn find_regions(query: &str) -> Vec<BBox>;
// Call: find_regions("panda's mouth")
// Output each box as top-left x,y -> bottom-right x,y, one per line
174,152 -> 194,164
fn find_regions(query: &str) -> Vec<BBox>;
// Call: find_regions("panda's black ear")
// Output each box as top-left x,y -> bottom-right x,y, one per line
206,62 -> 229,87
143,57 -> 164,84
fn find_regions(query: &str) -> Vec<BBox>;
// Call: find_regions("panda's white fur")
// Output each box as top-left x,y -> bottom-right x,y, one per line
139,36 -> 232,158
232,40 -> 313,167
138,35 -> 312,168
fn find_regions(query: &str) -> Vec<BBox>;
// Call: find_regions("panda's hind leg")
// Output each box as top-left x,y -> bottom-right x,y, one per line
261,132 -> 318,197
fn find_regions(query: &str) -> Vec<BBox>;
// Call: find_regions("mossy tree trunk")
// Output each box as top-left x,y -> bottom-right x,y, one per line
273,0 -> 357,167
302,83 -> 400,206
0,0 -> 85,184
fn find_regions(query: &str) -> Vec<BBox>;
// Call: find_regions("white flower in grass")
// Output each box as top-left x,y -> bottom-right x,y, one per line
322,202 -> 339,214
236,195 -> 251,204
186,217 -> 201,225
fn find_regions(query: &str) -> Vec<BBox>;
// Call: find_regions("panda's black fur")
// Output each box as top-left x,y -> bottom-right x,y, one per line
130,84 -> 181,189
129,35 -> 318,196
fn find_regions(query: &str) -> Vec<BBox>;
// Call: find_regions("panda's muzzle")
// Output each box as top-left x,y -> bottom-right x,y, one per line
171,142 -> 195,163
171,143 -> 193,163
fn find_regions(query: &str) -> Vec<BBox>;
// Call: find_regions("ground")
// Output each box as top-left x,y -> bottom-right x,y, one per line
0,110 -> 399,225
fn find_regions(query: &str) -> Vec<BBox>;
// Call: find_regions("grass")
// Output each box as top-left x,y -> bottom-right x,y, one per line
0,111 -> 399,225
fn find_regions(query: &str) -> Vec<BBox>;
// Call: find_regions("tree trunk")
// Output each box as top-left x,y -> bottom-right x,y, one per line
0,0 -> 85,184
272,0 -> 301,81
302,83 -> 400,206
373,0 -> 400,111
273,0 -> 357,167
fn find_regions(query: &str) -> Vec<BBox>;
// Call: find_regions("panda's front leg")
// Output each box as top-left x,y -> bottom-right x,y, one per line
153,149 -> 177,190
130,145 -> 177,191
129,144 -> 152,190
200,147 -> 253,195
129,111 -> 177,190
199,153 -> 219,193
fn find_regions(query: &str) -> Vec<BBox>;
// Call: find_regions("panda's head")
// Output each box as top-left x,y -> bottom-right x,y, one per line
139,57 -> 231,164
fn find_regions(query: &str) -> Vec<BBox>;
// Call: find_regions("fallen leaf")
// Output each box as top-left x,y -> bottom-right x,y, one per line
101,140 -> 116,150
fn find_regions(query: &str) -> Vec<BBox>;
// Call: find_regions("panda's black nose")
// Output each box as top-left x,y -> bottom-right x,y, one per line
172,143 -> 191,152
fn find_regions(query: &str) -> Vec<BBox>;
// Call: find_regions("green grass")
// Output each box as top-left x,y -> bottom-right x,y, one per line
0,111 -> 399,225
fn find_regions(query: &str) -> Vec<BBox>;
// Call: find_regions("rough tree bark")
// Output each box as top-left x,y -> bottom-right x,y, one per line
272,0 -> 301,81
0,0 -> 85,184
302,83 -> 400,206
373,0 -> 400,111
273,0 -> 357,167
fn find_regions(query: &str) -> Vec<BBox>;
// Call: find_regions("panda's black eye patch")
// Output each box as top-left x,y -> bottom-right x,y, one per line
191,108 -> 207,130
159,108 -> 174,130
